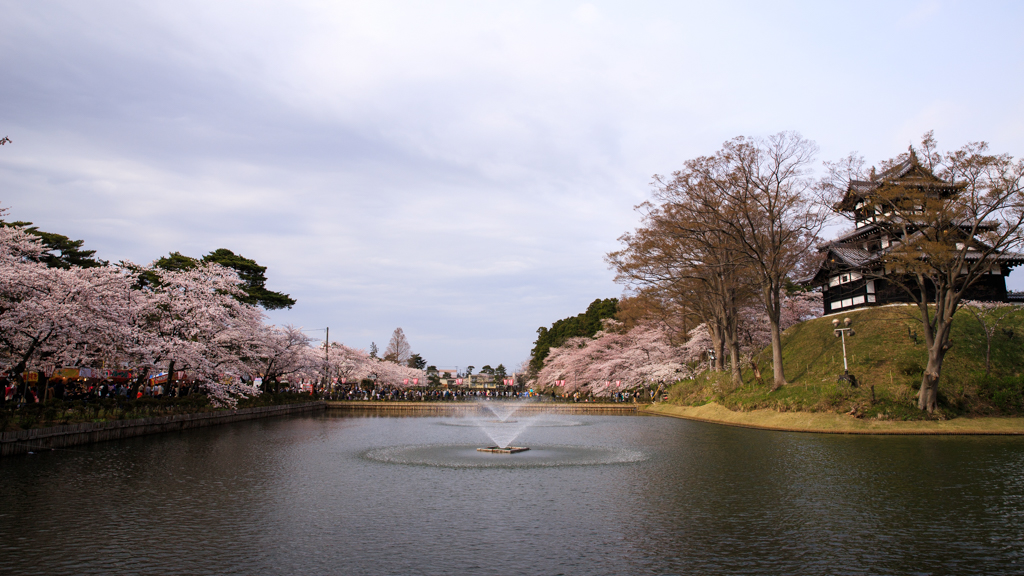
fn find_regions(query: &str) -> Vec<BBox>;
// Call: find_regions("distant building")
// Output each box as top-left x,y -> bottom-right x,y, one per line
436,372 -> 520,389
805,150 -> 1024,314
466,373 -> 495,389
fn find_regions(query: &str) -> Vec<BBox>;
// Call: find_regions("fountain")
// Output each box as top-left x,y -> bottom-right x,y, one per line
362,404 -> 645,468
477,446 -> 530,454
475,400 -> 533,454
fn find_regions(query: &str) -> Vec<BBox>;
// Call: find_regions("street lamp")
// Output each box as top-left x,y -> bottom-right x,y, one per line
832,317 -> 858,387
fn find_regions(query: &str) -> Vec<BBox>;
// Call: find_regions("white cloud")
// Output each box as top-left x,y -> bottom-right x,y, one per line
2,0 -> 1024,366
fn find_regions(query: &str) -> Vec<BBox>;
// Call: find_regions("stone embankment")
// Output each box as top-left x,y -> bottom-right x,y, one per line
1,401 -> 644,457
1,401 -> 326,457
325,401 -> 639,415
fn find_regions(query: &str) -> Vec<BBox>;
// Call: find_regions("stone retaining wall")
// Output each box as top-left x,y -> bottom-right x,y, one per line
326,401 -> 639,415
1,401 -> 326,457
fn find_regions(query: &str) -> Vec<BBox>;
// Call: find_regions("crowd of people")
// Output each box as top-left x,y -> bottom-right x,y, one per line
314,382 -> 527,402
2,376 -> 664,409
299,382 -> 660,403
1,377 -> 207,407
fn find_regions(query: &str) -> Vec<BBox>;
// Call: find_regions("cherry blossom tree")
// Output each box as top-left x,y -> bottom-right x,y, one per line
250,325 -> 318,392
0,225 -> 136,391
536,323 -> 690,397
0,201 -> 428,407
122,261 -> 265,397
534,292 -> 822,396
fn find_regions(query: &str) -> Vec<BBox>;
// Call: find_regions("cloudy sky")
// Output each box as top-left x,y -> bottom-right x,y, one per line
2,1 -> 1023,370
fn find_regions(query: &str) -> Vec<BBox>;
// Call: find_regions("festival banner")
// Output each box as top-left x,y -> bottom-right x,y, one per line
54,368 -> 79,379
104,369 -> 133,380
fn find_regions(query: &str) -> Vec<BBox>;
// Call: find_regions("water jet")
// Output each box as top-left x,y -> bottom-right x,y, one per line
475,401 -> 534,451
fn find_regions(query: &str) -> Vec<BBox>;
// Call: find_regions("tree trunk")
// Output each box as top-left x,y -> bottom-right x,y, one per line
167,359 -> 176,396
765,284 -> 786,390
918,349 -> 946,413
769,319 -> 785,390
12,336 -> 41,403
707,322 -> 724,371
918,299 -> 954,413
131,368 -> 150,399
724,329 -> 742,389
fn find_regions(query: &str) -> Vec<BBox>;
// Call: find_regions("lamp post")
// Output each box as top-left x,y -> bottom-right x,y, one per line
832,317 -> 858,387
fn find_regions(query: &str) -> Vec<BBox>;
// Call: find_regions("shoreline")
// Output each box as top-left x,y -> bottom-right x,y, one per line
0,401 -> 326,457
642,402 -> 1024,435
325,401 -> 638,414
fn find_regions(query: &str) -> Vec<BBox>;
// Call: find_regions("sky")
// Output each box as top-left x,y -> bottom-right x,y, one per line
2,1 -> 1024,371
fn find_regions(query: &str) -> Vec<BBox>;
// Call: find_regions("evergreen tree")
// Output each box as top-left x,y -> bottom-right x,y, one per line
0,221 -> 106,269
202,249 -> 295,310
407,353 -> 427,370
138,249 -> 295,310
529,298 -> 618,373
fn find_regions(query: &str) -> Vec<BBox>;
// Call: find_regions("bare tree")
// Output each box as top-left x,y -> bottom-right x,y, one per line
382,327 -> 412,364
608,194 -> 753,389
961,301 -> 1018,376
655,133 -> 824,389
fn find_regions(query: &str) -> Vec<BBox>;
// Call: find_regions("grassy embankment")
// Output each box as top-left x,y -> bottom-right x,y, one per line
663,304 -> 1024,431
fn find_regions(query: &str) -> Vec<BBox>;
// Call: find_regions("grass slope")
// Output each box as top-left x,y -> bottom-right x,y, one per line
668,304 -> 1024,421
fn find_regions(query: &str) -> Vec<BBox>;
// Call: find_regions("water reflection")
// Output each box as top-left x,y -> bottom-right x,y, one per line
1,413 -> 1023,575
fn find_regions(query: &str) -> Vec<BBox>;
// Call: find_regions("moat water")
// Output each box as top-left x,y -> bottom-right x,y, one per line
2,411 -> 1024,575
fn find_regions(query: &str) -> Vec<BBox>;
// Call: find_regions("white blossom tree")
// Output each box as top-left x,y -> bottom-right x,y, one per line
536,323 -> 690,397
